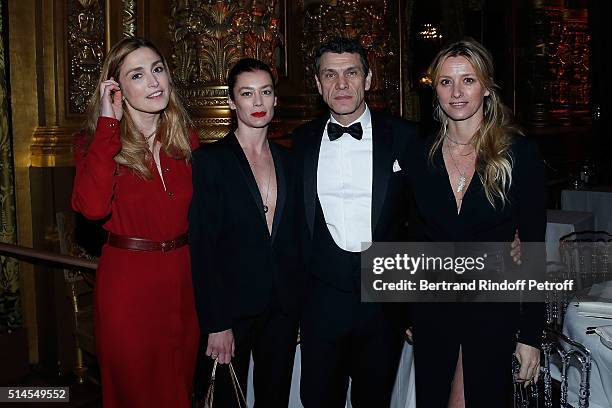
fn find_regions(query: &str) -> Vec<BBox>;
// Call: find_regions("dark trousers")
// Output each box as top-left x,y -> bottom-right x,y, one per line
300,278 -> 404,408
201,305 -> 298,408
413,304 -> 517,408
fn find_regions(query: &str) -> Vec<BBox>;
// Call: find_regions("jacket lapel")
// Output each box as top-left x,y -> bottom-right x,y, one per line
226,132 -> 268,225
269,143 -> 285,242
371,114 -> 392,238
303,117 -> 327,238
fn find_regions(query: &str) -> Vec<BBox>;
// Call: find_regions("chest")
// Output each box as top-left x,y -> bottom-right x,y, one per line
113,155 -> 193,209
408,153 -> 515,240
317,137 -> 373,194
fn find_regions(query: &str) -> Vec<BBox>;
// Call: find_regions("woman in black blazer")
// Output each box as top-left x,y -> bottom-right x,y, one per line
405,39 -> 546,407
189,58 -> 300,407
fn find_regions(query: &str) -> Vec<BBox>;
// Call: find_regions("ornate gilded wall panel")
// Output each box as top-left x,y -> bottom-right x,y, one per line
302,0 -> 401,114
520,4 -> 591,127
170,0 -> 283,141
67,0 -> 106,114
545,7 -> 590,125
0,3 -> 22,329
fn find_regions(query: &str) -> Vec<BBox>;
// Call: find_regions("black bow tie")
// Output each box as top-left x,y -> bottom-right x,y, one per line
327,122 -> 363,141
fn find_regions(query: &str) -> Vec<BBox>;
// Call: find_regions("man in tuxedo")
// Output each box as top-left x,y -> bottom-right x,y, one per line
292,37 -> 419,407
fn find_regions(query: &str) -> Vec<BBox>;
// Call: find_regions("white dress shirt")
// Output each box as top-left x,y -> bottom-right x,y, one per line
317,106 -> 373,252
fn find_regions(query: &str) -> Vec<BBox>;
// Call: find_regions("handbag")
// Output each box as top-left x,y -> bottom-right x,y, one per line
203,359 -> 247,408
512,354 -> 540,408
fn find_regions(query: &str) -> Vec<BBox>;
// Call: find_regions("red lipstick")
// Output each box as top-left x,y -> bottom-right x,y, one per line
251,112 -> 266,118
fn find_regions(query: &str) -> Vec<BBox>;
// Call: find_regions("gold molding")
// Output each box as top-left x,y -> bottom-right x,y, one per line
8,0 -> 38,363
105,0 -> 111,52
30,127 -> 77,168
1,0 -> 22,331
122,0 -> 136,38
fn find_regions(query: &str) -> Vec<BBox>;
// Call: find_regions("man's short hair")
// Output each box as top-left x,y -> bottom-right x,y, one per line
314,37 -> 369,77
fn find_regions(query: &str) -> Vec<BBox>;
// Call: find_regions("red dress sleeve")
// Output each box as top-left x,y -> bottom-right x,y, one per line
71,116 -> 122,220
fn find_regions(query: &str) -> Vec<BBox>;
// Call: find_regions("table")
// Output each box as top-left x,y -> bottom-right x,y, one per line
550,281 -> 612,408
545,209 -> 594,262
247,342 -> 416,407
561,187 -> 612,233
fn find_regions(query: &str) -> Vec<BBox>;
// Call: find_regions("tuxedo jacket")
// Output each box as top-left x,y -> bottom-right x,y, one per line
189,132 -> 301,335
292,111 -> 421,291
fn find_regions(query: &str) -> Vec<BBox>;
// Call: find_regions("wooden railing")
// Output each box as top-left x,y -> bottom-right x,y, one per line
0,242 -> 97,271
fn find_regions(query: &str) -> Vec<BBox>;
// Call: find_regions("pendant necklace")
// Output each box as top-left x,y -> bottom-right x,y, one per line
143,130 -> 157,151
446,140 -> 473,194
143,129 -> 157,141
241,134 -> 273,214
263,160 -> 272,214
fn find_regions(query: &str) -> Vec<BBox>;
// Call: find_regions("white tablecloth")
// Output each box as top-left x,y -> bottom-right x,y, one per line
247,342 -> 416,408
550,281 -> 612,408
561,187 -> 612,233
545,209 -> 594,262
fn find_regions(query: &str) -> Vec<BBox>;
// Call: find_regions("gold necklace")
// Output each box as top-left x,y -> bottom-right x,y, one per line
143,130 -> 156,141
445,134 -> 472,146
445,142 -> 473,194
243,140 -> 273,214
263,161 -> 272,214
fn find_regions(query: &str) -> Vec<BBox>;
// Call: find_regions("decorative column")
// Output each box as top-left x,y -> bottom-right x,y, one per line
169,0 -> 283,141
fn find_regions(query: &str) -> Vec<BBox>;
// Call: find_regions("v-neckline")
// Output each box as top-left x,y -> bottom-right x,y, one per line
151,142 -> 167,191
439,147 -> 475,216
230,134 -> 279,238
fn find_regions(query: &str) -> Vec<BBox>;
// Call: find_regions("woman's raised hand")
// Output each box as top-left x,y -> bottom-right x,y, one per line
99,77 -> 123,121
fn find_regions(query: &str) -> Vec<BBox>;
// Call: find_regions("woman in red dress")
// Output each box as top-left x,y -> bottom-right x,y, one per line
72,37 -> 200,408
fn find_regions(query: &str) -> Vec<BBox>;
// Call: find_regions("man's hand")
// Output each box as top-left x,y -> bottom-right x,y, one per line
514,342 -> 540,387
207,329 -> 234,364
511,229 -> 522,265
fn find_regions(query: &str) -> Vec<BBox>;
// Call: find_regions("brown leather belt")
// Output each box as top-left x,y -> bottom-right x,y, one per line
108,232 -> 188,252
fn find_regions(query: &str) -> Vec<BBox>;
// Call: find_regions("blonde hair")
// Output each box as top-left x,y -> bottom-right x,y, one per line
82,37 -> 193,179
427,38 -> 521,208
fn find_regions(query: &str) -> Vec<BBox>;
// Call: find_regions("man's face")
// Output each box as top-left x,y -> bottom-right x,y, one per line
315,52 -> 371,125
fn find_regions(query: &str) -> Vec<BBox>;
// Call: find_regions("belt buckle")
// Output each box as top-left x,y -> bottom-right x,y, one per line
160,240 -> 175,252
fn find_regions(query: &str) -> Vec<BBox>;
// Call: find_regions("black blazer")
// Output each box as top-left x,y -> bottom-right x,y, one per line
403,133 -> 547,347
292,111 -> 421,289
189,132 -> 300,335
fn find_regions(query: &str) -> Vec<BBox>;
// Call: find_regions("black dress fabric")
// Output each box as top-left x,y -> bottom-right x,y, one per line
402,134 -> 547,407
